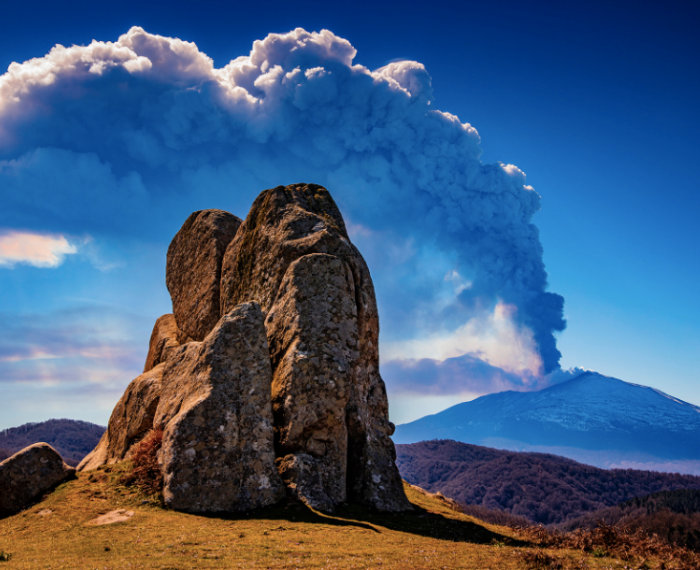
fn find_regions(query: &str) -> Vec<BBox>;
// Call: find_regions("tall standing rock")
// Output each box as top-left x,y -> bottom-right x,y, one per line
78,183 -> 410,514
154,302 -> 285,513
166,209 -> 242,341
220,183 -> 411,512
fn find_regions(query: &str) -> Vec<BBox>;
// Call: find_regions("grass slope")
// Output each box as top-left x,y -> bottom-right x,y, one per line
0,463 -> 654,570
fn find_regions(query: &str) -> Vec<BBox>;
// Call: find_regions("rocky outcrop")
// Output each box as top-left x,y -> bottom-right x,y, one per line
78,364 -> 164,471
143,314 -> 191,373
0,443 -> 75,516
155,302 -> 285,513
166,209 -> 242,341
80,183 -> 410,514
220,183 -> 411,513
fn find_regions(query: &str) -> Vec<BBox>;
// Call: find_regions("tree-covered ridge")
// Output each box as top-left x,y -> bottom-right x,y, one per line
396,440 -> 700,525
0,419 -> 105,466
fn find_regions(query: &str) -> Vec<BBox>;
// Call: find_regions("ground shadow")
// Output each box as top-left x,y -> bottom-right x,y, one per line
202,497 -> 530,546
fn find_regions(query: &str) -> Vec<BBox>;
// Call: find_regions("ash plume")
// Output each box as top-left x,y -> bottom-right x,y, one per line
0,27 -> 566,373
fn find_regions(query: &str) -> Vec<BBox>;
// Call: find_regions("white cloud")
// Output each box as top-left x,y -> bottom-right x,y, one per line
0,230 -> 78,268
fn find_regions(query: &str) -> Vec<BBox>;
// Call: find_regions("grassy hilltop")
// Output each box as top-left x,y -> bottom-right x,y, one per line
0,463 -> 695,570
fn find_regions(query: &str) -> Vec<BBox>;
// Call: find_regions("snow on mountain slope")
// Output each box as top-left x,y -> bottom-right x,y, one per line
392,372 -> 700,470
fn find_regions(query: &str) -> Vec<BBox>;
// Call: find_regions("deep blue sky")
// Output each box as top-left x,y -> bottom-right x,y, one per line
0,0 -> 698,428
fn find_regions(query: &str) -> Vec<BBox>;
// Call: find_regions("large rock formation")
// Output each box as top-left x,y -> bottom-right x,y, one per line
220,184 -> 411,512
166,209 -> 242,341
79,183 -> 410,514
0,443 -> 75,516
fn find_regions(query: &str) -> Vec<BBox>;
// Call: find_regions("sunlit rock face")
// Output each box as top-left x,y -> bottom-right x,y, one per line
166,209 -> 242,342
155,302 -> 285,513
143,314 -> 191,373
221,184 -> 411,513
79,183 -> 411,514
0,443 -> 75,516
78,364 -> 164,472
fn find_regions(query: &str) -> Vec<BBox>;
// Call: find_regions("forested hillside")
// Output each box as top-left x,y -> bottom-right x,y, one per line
0,419 -> 105,466
396,440 -> 700,525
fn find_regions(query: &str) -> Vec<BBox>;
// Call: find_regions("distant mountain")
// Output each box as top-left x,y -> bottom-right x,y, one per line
393,372 -> 700,474
0,419 -> 105,466
395,440 -> 700,525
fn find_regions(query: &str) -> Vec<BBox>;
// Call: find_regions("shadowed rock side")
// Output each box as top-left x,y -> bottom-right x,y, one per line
78,364 -> 164,471
166,209 -> 242,341
0,443 -> 75,516
220,183 -> 411,512
143,314 -> 192,373
154,302 -> 285,513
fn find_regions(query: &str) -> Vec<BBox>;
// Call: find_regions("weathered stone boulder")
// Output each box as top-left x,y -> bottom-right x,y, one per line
143,314 -> 191,373
166,209 -> 242,341
220,183 -> 411,512
0,443 -> 75,516
269,253 -> 358,512
78,364 -> 164,471
154,302 -> 285,513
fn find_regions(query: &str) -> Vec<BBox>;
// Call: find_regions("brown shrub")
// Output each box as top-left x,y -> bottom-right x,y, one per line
119,429 -> 163,495
459,502 -> 532,527
519,549 -> 567,569
517,522 -> 700,569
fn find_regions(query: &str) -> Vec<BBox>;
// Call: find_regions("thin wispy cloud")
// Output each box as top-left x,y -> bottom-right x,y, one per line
0,230 -> 77,268
0,307 -> 145,385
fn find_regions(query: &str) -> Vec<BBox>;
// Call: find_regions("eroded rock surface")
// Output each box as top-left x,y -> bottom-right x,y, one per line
78,183 -> 409,514
166,209 -> 242,341
220,183 -> 411,512
0,443 -> 75,516
268,253 -> 358,511
144,314 -> 191,373
78,364 -> 164,471
155,302 -> 285,513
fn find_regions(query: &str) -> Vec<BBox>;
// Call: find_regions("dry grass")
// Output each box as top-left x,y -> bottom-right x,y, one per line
0,465 -> 647,569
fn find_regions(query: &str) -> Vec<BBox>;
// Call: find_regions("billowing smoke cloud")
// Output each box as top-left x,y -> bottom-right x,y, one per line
0,27 -> 565,373
383,356 -> 588,397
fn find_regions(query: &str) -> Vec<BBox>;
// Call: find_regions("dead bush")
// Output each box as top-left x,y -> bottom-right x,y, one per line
516,522 -> 700,569
119,429 -> 163,495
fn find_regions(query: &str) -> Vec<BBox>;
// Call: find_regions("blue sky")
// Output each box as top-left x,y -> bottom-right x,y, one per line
0,0 -> 698,429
